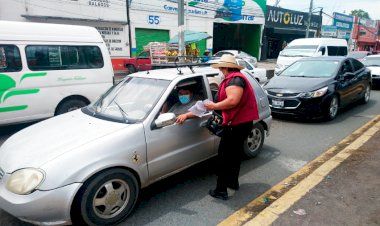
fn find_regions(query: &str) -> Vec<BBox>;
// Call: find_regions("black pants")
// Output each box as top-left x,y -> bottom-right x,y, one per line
216,121 -> 253,192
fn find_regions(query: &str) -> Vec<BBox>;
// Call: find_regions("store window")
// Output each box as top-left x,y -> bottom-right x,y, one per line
26,45 -> 103,71
0,45 -> 22,72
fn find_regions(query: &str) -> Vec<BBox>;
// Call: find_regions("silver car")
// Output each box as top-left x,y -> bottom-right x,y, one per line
0,66 -> 271,225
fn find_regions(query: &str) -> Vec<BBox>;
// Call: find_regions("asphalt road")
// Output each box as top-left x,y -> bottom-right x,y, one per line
1,90 -> 379,226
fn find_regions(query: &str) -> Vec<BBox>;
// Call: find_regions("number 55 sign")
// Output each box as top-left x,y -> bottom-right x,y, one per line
148,15 -> 160,25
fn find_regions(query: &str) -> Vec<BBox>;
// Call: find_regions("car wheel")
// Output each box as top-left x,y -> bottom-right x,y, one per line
127,65 -> 136,74
359,85 -> 371,104
71,168 -> 139,226
324,95 -> 339,121
55,99 -> 87,115
243,123 -> 265,158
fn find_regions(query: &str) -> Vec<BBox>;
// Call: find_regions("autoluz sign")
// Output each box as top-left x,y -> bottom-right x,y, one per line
265,5 -> 321,30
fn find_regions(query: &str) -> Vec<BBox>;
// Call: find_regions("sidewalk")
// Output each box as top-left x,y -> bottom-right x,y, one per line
219,116 -> 380,226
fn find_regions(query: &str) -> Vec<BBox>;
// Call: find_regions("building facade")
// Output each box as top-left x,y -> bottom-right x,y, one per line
261,5 -> 322,60
351,16 -> 378,52
1,0 -> 267,59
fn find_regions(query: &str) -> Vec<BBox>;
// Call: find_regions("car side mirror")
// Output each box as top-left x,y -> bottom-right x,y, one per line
154,113 -> 176,128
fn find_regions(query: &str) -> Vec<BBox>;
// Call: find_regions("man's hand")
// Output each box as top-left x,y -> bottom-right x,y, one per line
176,114 -> 187,124
204,101 -> 216,111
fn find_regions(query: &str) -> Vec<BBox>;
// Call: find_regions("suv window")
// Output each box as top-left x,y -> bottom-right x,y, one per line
351,58 -> 365,72
0,45 -> 22,72
328,46 -> 348,56
26,45 -> 103,71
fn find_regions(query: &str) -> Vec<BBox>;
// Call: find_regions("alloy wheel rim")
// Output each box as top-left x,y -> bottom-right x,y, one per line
329,97 -> 338,118
247,128 -> 262,152
365,86 -> 370,102
92,179 -> 130,219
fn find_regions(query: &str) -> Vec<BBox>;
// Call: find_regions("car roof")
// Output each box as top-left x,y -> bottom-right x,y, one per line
366,54 -> 380,58
129,66 -> 219,81
297,56 -> 347,62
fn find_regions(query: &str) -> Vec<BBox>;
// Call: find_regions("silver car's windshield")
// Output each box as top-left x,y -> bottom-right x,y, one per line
280,60 -> 340,78
89,77 -> 170,123
280,45 -> 318,57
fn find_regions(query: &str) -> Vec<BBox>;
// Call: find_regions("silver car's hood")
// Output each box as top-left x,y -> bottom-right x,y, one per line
0,109 -> 128,173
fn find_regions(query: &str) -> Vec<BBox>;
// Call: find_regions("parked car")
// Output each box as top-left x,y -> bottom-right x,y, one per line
362,54 -> 380,88
236,58 -> 268,84
207,58 -> 267,84
0,66 -> 271,226
264,57 -> 371,120
348,51 -> 372,60
213,50 -> 258,67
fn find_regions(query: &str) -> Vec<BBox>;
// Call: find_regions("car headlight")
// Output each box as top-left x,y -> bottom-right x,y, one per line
6,168 -> 45,195
299,87 -> 328,98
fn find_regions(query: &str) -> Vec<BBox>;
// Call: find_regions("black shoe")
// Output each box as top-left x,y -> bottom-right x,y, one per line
209,189 -> 228,200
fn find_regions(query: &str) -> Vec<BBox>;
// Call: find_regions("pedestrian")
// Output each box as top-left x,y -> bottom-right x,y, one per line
202,49 -> 211,62
204,54 -> 259,200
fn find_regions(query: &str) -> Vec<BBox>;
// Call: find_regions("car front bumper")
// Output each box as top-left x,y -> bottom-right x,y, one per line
0,174 -> 82,226
268,94 -> 332,118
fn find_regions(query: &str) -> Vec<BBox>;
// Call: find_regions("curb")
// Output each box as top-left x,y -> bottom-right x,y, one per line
218,115 -> 380,226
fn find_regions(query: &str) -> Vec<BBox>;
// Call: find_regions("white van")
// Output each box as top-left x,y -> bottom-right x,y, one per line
275,38 -> 348,74
0,21 -> 114,126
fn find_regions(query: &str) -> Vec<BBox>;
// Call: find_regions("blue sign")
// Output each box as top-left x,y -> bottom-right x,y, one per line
333,12 -> 353,30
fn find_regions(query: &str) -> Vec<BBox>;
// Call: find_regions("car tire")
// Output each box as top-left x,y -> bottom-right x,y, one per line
127,65 -> 136,74
324,95 -> 339,121
55,98 -> 87,115
71,168 -> 139,226
243,122 -> 265,158
359,85 -> 371,104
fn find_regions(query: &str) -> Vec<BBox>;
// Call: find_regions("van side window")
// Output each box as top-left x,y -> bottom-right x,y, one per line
0,45 -> 22,72
26,45 -> 104,71
328,46 -> 348,56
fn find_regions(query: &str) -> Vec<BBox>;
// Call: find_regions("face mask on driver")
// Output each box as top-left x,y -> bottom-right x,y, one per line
179,95 -> 191,104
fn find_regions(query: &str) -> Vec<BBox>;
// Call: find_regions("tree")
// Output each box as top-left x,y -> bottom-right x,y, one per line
350,9 -> 371,19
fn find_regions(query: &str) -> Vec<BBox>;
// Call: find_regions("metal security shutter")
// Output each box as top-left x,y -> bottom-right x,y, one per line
135,28 -> 170,55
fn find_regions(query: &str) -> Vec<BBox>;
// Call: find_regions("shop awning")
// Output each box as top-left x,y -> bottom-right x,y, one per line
168,30 -> 212,44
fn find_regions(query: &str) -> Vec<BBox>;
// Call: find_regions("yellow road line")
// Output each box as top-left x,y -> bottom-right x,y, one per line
218,115 -> 380,226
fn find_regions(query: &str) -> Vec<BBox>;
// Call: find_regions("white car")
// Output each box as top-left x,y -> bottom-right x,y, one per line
236,58 -> 268,84
362,54 -> 380,88
207,58 -> 267,84
213,50 -> 258,67
0,66 -> 271,226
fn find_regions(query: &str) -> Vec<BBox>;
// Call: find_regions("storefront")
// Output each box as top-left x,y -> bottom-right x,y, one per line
130,0 -> 266,59
261,5 -> 322,60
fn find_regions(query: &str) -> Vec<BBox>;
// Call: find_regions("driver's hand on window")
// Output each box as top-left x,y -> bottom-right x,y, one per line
176,114 -> 188,124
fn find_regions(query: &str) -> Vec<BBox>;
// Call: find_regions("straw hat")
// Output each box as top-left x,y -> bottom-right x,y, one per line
211,54 -> 244,70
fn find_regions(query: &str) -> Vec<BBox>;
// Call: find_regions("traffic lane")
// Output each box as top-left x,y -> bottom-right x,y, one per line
0,91 -> 379,226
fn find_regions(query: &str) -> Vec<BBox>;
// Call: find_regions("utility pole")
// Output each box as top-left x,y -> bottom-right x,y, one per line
305,0 -> 313,38
178,0 -> 185,62
317,8 -> 323,37
126,0 -> 132,57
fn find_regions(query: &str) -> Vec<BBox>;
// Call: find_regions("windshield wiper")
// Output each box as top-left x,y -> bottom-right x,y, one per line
114,101 -> 129,123
289,75 -> 308,77
366,64 -> 380,67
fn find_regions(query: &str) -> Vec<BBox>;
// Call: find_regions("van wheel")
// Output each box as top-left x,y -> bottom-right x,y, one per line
56,99 -> 87,115
127,65 -> 136,74
71,169 -> 139,226
243,123 -> 265,158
